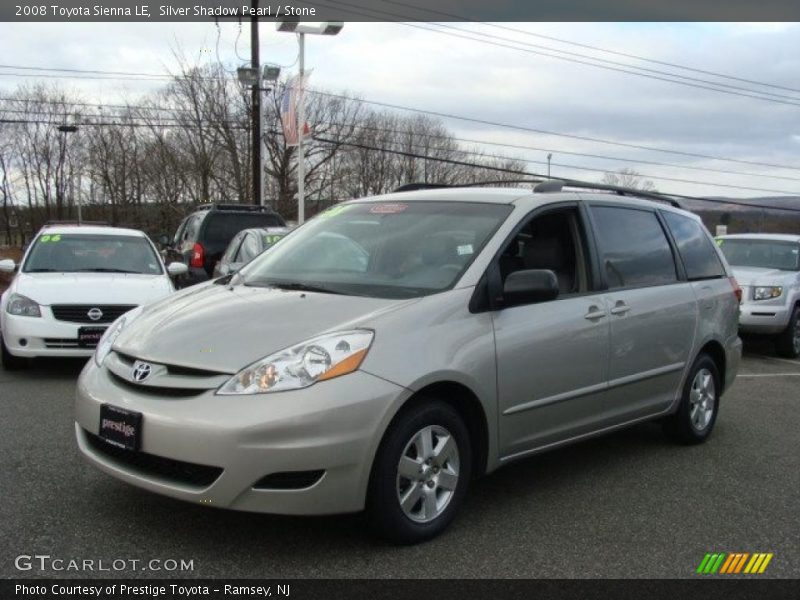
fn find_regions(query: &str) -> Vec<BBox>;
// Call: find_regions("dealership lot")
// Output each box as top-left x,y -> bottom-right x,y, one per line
1,346 -> 798,579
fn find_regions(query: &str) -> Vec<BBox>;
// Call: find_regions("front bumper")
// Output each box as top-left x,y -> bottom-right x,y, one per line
74,361 -> 409,515
738,302 -> 791,334
1,312 -> 97,358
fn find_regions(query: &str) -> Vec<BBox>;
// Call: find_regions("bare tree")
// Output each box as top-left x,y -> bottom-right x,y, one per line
602,167 -> 656,191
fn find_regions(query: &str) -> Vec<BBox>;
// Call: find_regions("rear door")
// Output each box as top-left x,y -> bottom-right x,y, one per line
588,204 -> 697,422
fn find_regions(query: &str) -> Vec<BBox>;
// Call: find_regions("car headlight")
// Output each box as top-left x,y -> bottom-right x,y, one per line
6,293 -> 41,317
753,286 -> 783,301
218,330 -> 374,395
94,306 -> 144,367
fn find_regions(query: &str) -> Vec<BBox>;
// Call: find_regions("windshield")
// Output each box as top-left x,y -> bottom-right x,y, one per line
238,201 -> 512,298
719,239 -> 800,271
23,233 -> 164,275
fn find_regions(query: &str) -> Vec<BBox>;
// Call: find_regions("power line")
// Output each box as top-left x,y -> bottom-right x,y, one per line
309,90 -> 800,172
313,0 -> 800,108
5,95 -> 800,184
340,121 -> 800,184
338,133 -> 800,196
376,0 -> 800,95
315,135 -> 800,212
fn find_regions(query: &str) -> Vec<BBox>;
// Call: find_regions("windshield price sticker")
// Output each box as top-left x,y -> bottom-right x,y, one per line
370,203 -> 408,214
39,234 -> 61,243
320,204 -> 352,219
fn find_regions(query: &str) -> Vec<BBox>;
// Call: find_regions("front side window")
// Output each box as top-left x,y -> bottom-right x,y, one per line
719,239 -> 800,271
23,234 -> 163,275
663,211 -> 726,280
591,206 -> 677,289
498,208 -> 590,297
239,201 -> 512,299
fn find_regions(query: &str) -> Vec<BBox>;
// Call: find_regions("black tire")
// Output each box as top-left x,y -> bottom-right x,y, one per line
367,399 -> 472,544
1,335 -> 28,371
663,354 -> 720,445
774,306 -> 800,359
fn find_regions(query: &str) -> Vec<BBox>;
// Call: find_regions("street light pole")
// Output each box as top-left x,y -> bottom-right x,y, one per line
547,153 -> 552,178
57,123 -> 80,224
276,20 -> 343,224
297,32 -> 305,224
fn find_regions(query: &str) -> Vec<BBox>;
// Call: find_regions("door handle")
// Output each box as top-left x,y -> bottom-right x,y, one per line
610,302 -> 631,316
584,306 -> 606,321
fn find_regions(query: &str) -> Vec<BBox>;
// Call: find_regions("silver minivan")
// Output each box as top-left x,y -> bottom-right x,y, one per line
75,186 -> 742,543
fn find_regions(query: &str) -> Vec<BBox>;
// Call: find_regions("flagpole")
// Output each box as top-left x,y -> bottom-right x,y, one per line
297,32 -> 306,224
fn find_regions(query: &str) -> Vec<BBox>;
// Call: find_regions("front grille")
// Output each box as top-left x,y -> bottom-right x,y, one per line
44,338 -> 81,349
51,304 -> 137,324
84,430 -> 223,488
253,470 -> 325,490
108,371 -> 203,398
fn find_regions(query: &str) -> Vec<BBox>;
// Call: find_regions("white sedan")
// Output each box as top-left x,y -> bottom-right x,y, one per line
0,224 -> 187,369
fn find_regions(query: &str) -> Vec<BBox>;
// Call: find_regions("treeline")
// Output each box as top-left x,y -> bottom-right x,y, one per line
0,60 -> 525,244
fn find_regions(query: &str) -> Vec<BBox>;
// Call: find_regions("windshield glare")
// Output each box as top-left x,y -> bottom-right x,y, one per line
23,234 -> 163,275
239,201 -> 512,298
719,239 -> 800,271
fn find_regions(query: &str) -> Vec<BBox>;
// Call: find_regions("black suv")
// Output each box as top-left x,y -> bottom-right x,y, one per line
166,204 -> 286,286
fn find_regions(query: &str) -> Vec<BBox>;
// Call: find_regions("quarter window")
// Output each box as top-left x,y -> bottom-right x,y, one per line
662,212 -> 725,280
592,206 -> 677,289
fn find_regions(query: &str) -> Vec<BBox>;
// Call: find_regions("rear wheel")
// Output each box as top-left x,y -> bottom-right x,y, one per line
774,306 -> 800,359
663,354 -> 719,444
1,335 -> 28,370
367,399 -> 471,544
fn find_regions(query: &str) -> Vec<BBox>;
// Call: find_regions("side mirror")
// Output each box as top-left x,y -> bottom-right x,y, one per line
158,234 -> 170,246
167,262 -> 189,277
503,269 -> 559,306
0,259 -> 16,273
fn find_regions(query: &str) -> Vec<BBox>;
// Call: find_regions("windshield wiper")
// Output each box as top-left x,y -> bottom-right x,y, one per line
27,268 -> 58,272
75,268 -> 140,274
248,280 -> 347,295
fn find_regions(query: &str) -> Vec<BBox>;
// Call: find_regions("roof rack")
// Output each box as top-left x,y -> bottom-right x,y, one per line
41,220 -> 110,227
393,178 -> 683,209
196,203 -> 276,213
393,183 -> 454,192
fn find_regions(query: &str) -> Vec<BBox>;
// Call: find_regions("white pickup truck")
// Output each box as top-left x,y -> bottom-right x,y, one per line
716,233 -> 800,358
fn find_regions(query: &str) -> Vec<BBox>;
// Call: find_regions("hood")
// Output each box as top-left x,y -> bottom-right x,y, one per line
13,272 -> 172,305
729,266 -> 795,286
114,283 -> 414,373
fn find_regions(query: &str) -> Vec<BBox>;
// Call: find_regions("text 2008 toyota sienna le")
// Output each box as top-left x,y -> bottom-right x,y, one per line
75,186 -> 741,543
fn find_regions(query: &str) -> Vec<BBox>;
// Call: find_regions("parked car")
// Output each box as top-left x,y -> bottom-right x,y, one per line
715,233 -> 800,357
75,186 -> 741,543
0,224 -> 187,370
165,204 -> 286,287
212,227 -> 290,278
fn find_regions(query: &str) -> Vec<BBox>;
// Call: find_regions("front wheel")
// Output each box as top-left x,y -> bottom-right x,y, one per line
367,399 -> 471,544
774,306 -> 800,359
663,354 -> 719,444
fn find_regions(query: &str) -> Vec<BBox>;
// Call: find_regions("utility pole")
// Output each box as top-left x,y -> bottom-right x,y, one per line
250,0 -> 261,206
297,32 -> 305,224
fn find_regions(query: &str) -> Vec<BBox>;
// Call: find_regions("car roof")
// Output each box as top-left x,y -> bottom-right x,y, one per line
717,233 -> 800,243
37,225 -> 147,237
348,187 -> 687,214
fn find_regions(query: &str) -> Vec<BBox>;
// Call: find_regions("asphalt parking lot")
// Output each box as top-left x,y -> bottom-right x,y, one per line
1,344 -> 798,579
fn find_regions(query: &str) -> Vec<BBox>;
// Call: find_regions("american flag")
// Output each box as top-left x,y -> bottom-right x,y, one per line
280,72 -> 312,146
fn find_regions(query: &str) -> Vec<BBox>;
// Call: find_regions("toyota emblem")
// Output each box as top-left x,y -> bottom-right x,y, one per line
131,361 -> 153,383
87,307 -> 103,321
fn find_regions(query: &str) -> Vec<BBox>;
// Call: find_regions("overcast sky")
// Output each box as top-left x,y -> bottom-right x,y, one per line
1,20 -> 798,198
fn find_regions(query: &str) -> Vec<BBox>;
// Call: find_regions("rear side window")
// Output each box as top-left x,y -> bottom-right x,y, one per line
203,214 -> 283,246
591,206 -> 677,289
662,212 -> 726,280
